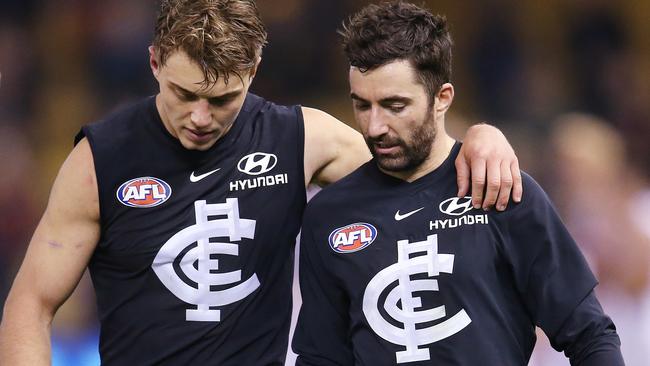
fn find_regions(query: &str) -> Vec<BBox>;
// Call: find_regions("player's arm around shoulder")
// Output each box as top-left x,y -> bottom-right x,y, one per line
302,106 -> 371,187
0,138 -> 100,366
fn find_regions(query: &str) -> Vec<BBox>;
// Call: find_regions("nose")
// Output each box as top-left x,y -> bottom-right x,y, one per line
190,99 -> 212,128
366,107 -> 389,138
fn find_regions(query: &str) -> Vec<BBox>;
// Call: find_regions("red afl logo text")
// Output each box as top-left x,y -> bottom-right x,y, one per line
116,177 -> 172,208
328,223 -> 378,253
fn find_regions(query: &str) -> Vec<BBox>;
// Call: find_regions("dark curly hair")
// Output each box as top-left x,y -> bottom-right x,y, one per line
340,1 -> 452,103
153,0 -> 267,86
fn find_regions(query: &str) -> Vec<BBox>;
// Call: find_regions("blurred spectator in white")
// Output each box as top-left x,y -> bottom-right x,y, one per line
530,113 -> 650,365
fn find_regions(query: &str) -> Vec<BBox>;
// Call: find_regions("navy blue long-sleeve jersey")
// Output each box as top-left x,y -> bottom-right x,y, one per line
293,143 -> 623,365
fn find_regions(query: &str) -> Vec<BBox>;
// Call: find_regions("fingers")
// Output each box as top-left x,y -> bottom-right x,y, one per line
455,153 -> 470,198
482,158 -> 501,210
511,159 -> 523,203
495,160 -> 513,210
470,157 -> 486,209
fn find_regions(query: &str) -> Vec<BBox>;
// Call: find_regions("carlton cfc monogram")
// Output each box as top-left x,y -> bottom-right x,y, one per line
363,234 -> 471,363
152,198 -> 260,321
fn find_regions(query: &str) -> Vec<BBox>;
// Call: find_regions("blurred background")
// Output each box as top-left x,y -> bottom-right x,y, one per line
0,0 -> 648,365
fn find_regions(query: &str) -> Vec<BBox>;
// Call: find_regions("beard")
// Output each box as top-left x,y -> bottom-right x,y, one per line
365,115 -> 437,173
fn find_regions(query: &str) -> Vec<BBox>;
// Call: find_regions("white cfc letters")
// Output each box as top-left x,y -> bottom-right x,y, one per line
363,234 -> 471,363
152,198 -> 259,322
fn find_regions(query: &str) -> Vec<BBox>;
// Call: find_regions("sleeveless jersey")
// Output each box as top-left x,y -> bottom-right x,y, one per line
75,93 -> 306,365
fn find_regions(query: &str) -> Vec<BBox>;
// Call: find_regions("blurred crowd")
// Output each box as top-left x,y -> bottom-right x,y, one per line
1,0 -> 648,365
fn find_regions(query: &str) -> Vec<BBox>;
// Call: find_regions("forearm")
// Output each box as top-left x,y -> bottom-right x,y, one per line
0,296 -> 53,365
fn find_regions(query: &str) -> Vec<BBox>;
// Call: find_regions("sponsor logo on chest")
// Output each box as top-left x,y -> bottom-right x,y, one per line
229,152 -> 289,191
429,196 -> 489,230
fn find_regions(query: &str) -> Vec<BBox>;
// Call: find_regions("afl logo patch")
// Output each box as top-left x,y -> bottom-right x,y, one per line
328,223 -> 377,253
116,177 -> 172,208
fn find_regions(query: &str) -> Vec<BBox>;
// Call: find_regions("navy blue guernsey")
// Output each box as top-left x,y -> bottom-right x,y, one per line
75,93 -> 306,365
293,143 -> 623,365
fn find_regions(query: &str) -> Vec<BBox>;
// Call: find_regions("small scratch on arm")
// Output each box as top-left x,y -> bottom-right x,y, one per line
47,240 -> 64,249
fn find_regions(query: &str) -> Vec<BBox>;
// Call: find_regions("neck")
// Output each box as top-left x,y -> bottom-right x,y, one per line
381,133 -> 456,182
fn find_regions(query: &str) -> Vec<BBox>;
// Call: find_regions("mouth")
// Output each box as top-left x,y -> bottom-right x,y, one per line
369,137 -> 403,155
372,143 -> 401,155
184,128 -> 216,144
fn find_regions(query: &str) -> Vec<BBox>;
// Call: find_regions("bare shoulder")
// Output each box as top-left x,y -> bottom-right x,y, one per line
49,137 -> 99,221
302,106 -> 370,186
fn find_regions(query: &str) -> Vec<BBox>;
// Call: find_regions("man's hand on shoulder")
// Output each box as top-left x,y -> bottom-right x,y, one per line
456,123 -> 522,211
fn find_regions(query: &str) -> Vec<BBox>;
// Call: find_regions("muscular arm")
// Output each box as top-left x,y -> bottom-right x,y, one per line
303,107 -> 371,186
0,139 -> 100,365
302,108 -> 522,209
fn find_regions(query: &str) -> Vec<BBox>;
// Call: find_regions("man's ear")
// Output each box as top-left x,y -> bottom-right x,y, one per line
435,83 -> 454,114
249,56 -> 262,81
149,46 -> 161,80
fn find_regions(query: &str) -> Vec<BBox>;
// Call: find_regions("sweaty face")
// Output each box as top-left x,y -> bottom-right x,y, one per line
349,60 -> 438,174
151,50 -> 255,151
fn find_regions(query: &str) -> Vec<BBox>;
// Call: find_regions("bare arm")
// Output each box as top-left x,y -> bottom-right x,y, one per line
0,138 -> 100,365
303,106 -> 371,186
303,108 -> 523,211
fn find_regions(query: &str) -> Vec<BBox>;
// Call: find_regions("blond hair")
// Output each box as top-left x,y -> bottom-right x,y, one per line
153,0 -> 267,86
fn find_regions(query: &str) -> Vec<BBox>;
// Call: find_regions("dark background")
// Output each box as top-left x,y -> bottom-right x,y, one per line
1,1 -> 648,364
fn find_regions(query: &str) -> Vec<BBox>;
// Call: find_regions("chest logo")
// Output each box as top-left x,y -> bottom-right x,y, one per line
430,196 -> 488,231
394,207 -> 425,221
152,198 -> 259,322
116,176 -> 171,208
190,168 -> 221,183
439,196 -> 474,216
328,223 -> 377,253
363,234 -> 471,363
238,152 -> 277,175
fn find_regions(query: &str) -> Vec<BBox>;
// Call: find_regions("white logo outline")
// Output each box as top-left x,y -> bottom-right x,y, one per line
237,152 -> 278,176
394,207 -> 425,221
152,198 -> 259,322
439,196 -> 474,216
189,168 -> 221,183
363,234 -> 471,363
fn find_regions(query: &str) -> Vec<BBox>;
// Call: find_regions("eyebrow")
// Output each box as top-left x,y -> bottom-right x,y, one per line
350,93 -> 411,104
169,81 -> 243,100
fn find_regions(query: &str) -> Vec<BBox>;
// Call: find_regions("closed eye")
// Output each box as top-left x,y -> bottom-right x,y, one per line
208,96 -> 235,106
387,104 -> 405,113
353,101 -> 371,111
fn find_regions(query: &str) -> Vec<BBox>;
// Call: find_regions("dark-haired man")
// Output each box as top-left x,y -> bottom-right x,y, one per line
0,1 -> 522,365
293,2 -> 624,365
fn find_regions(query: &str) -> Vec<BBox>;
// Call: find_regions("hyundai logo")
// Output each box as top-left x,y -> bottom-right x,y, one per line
439,196 -> 474,216
237,152 -> 278,176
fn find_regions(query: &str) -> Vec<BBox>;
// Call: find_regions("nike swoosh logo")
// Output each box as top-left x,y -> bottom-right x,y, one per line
394,207 -> 425,221
190,168 -> 221,183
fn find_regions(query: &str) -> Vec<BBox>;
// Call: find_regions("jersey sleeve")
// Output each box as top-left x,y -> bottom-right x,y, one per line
292,206 -> 355,366
496,174 -> 623,364
553,290 -> 624,365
